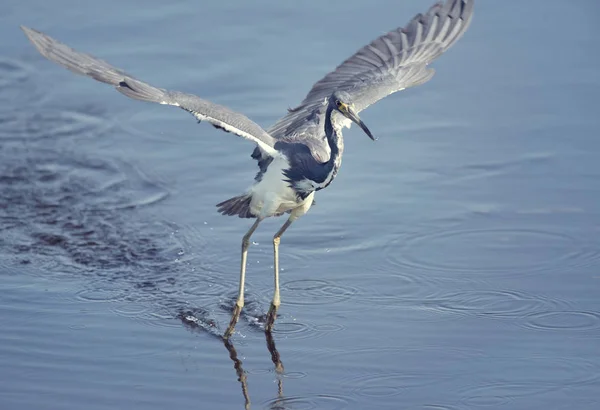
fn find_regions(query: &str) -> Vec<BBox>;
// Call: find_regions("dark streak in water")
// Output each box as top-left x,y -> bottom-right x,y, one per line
0,102 -> 221,332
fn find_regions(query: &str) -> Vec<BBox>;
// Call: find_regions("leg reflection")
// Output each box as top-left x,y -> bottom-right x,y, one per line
265,330 -> 285,408
222,333 -> 286,410
223,337 -> 251,410
265,330 -> 284,374
179,309 -> 286,410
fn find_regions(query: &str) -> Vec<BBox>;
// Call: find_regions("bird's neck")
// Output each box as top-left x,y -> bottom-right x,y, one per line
324,105 -> 344,171
295,105 -> 343,194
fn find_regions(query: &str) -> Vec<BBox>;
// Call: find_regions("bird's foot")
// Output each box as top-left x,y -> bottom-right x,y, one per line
224,304 -> 243,339
264,303 -> 279,332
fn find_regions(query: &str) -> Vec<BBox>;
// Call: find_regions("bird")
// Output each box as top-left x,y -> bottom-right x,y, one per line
21,0 -> 474,338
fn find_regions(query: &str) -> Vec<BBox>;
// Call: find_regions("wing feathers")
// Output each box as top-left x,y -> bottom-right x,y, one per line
21,26 -> 277,157
268,0 -> 474,139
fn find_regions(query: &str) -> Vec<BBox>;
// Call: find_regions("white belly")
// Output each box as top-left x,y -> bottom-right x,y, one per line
249,156 -> 302,217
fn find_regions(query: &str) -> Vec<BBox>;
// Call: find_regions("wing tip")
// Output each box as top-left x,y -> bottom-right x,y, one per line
20,25 -> 46,52
20,25 -> 36,37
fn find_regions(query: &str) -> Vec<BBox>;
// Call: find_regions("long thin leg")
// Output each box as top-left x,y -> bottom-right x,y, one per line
224,217 -> 262,339
265,217 -> 293,332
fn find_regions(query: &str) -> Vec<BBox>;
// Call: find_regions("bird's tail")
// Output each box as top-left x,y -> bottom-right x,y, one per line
216,194 -> 255,218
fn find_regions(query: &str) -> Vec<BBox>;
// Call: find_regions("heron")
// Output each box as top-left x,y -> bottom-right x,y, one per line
21,0 -> 474,338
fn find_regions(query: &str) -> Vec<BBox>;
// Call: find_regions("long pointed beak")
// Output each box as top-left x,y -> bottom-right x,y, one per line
345,106 -> 375,141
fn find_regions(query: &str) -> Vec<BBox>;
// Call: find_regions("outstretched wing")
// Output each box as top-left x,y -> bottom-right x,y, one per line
21,26 -> 278,157
268,0 -> 474,139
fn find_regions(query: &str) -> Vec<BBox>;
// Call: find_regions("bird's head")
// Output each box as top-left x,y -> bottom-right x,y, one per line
330,91 -> 375,141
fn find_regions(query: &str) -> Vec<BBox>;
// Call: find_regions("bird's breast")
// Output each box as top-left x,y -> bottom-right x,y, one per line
249,156 -> 303,217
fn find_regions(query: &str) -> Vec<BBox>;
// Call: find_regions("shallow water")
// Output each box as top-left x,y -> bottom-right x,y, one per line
1,1 -> 600,409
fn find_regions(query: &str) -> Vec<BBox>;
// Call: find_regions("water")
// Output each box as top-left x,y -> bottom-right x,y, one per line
1,1 -> 599,409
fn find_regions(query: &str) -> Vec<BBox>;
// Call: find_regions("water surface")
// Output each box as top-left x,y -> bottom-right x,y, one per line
1,1 -> 599,409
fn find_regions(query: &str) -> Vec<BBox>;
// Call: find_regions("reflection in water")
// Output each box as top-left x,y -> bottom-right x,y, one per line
179,311 -> 285,410
223,338 -> 251,410
264,331 -> 285,409
223,332 -> 285,410
265,330 -> 284,375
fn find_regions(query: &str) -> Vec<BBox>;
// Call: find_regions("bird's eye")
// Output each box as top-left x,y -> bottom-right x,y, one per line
335,100 -> 342,107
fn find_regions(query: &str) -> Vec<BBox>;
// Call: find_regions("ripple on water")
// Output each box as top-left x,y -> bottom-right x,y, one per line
0,141 -> 203,330
218,277 -> 354,339
426,289 -> 565,320
384,227 -> 582,277
521,310 -> 600,333
459,356 -> 600,405
261,394 -> 353,410
417,406 -> 462,410
75,282 -> 131,303
268,320 -> 312,336
321,346 -> 482,399
341,370 -> 451,400
180,270 -> 236,302
213,295 -> 346,340
269,320 -> 345,341
346,373 -> 423,398
110,301 -> 153,320
1,152 -> 168,218
0,109 -> 113,142
280,279 -> 358,306
89,160 -> 170,211
350,264 -> 448,312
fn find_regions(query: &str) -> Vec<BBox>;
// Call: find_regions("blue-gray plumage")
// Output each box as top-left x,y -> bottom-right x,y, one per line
21,0 -> 475,338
